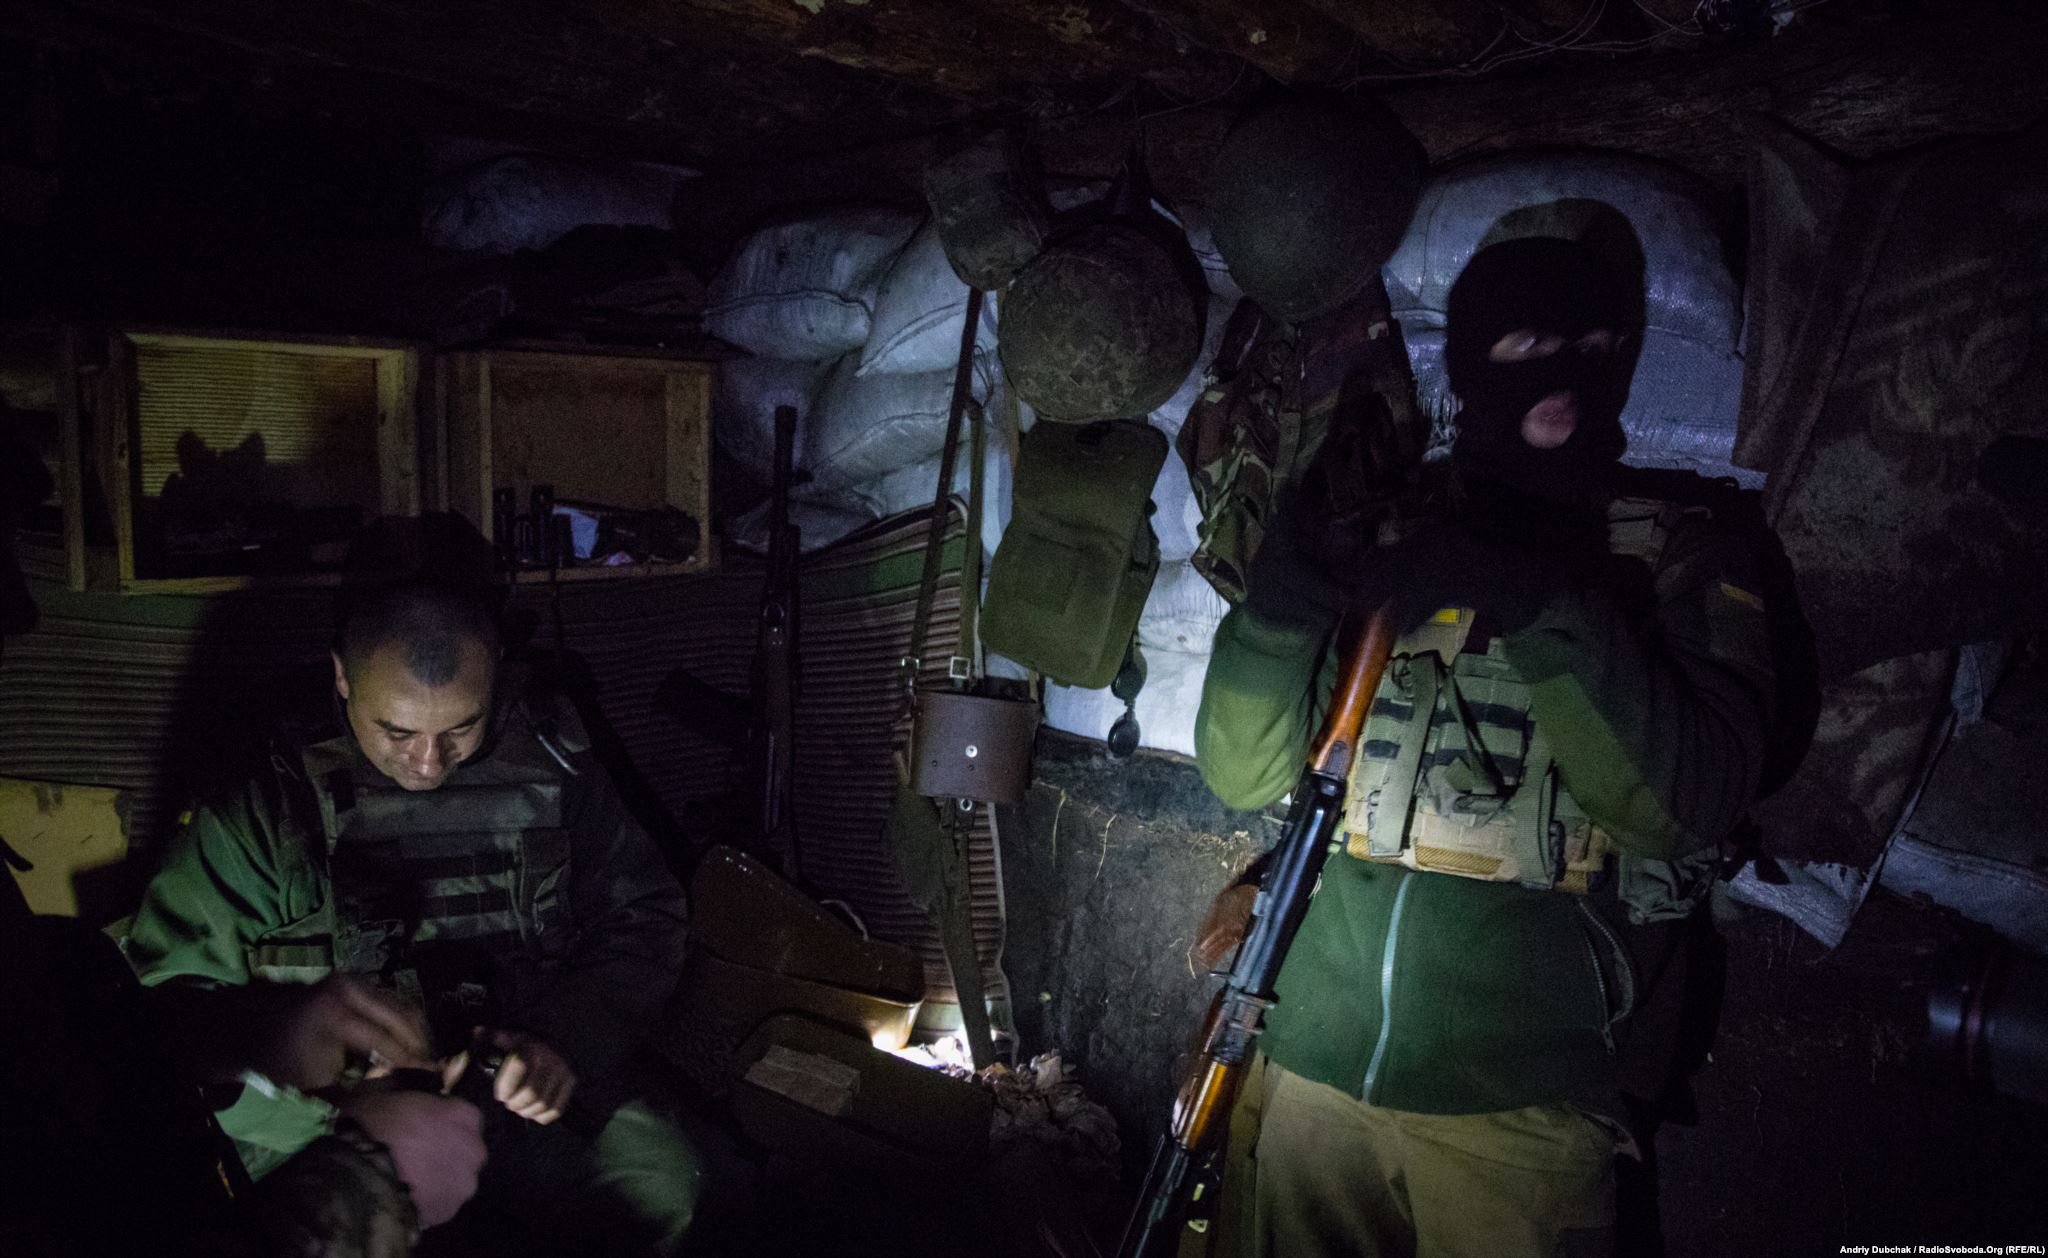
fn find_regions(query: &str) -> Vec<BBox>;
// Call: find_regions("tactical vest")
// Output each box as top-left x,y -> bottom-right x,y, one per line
244,697 -> 587,1047
1342,495 -> 1722,926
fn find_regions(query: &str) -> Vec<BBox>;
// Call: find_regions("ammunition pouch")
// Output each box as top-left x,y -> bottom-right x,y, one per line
982,417 -> 1167,690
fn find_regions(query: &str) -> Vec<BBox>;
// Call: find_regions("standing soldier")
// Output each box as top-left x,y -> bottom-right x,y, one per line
1195,229 -> 1779,1257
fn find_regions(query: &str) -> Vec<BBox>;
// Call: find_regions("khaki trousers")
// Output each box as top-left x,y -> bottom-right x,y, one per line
1216,1058 -> 1617,1258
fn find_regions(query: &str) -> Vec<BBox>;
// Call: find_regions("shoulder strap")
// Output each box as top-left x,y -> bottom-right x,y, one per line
903,283 -> 987,713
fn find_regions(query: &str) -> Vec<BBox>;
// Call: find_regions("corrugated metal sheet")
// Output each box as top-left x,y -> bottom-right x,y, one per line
0,508 -> 1006,1019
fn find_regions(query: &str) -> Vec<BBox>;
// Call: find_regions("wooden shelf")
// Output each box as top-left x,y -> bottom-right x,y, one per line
72,325 -> 426,593
441,343 -> 717,578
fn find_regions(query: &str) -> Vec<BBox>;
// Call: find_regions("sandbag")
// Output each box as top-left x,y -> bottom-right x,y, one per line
1383,150 -> 1747,479
1040,560 -> 1229,755
1134,560 -> 1230,655
845,439 -> 1013,566
804,353 -> 996,492
857,221 -> 1001,377
1145,292 -> 1235,564
704,209 -> 919,360
423,151 -> 693,254
714,356 -> 832,480
1042,647 -> 1208,759
1147,451 -> 1204,565
982,419 -> 1167,689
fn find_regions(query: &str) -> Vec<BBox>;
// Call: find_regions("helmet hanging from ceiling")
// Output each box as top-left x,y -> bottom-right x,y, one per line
1206,91 -> 1426,323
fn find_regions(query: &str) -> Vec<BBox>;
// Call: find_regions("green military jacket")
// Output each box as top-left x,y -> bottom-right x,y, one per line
125,687 -> 688,1176
1195,481 -> 1776,1116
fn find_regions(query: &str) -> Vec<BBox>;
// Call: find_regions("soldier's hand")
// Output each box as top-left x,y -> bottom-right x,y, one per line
245,975 -> 436,1092
464,1028 -> 577,1125
340,1087 -> 486,1228
1242,487 -> 1353,628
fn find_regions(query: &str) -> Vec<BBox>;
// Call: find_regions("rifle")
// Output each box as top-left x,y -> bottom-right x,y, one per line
749,403 -> 803,881
1117,606 -> 1398,1258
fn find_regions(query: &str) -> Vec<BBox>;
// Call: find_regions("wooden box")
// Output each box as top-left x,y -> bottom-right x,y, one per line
83,328 -> 423,592
439,345 -> 715,579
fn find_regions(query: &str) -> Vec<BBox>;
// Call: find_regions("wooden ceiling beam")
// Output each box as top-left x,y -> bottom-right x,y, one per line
639,0 -> 1240,106
10,0 -> 975,163
1106,0 -> 1364,83
676,1 -> 2048,252
1291,0 -> 1509,66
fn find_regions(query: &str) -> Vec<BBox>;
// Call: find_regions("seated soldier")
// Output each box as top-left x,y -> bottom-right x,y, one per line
126,576 -> 700,1256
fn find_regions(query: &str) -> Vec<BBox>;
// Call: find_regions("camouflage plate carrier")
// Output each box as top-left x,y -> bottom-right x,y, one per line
1344,495 -> 1726,926
244,692 -> 590,1049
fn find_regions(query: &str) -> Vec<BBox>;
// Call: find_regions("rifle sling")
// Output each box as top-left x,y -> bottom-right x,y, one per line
905,282 -> 986,710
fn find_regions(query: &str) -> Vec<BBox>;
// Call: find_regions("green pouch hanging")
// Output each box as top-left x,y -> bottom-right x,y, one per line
982,417 -> 1167,689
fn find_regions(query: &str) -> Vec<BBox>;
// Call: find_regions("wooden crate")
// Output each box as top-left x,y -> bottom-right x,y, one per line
440,345 -> 716,580
85,328 -> 423,593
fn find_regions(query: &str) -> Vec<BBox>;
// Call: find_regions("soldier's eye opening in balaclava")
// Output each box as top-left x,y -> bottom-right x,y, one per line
1445,235 -> 1640,501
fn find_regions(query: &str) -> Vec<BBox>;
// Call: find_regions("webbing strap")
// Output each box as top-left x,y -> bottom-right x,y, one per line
958,395 -> 987,677
903,282 -> 986,716
1367,659 -> 1438,858
1515,725 -> 1560,891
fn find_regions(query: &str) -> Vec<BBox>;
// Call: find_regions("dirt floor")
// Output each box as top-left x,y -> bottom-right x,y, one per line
992,733 -> 2048,1258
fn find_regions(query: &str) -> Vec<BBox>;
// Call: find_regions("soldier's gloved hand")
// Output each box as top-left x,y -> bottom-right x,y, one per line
339,1086 -> 486,1228
1368,519 -> 1562,636
457,1028 -> 577,1125
1242,487 -> 1363,629
242,975 -> 436,1092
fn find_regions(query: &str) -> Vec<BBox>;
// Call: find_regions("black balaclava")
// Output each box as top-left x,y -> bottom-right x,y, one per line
1445,236 -> 1638,506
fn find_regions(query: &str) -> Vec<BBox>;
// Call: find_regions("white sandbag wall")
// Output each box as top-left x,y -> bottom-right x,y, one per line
725,437 -> 1015,558
857,221 -> 1002,376
805,354 -> 998,491
1383,150 -> 1756,485
712,152 -> 1754,759
710,210 -> 1020,560
714,355 -> 832,481
704,208 -> 920,360
708,193 -> 1232,754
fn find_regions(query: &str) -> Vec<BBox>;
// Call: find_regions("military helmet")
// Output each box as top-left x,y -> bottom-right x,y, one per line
1000,218 -> 1206,421
924,130 -> 1053,291
1207,92 -> 1425,322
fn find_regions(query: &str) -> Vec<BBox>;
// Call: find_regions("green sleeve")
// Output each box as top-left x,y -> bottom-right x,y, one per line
1195,603 -> 1340,811
124,781 -> 338,1166
125,787 -> 295,987
1501,518 -> 1776,861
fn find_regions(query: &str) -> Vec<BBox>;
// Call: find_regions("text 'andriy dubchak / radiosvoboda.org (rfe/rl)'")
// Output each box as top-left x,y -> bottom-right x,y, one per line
1841,1246 -> 2046,1254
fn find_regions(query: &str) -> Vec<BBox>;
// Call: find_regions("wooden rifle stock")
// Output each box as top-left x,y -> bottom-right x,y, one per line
1117,607 -> 1397,1258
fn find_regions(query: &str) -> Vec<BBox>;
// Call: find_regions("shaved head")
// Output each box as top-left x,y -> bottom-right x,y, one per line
338,580 -> 501,687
